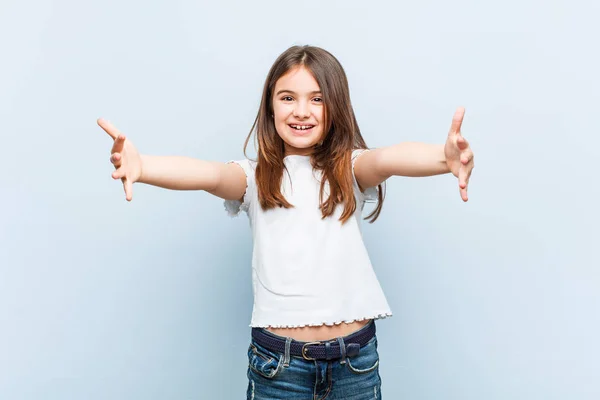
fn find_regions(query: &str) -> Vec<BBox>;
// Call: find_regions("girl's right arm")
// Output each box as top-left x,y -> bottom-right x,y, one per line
98,118 -> 246,202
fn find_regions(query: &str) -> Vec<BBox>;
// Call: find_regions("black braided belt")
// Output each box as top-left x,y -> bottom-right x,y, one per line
251,320 -> 376,361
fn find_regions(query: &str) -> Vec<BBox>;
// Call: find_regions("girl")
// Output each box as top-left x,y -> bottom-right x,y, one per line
98,45 -> 474,399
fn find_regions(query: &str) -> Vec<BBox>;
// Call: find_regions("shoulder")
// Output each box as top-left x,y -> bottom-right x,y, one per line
227,158 -> 257,175
351,148 -> 371,166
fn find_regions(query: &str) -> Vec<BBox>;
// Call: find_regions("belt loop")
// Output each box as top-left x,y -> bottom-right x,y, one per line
283,337 -> 292,367
336,337 -> 346,365
325,341 -> 332,360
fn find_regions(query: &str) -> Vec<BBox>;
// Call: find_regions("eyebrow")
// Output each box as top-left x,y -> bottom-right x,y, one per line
276,90 -> 322,95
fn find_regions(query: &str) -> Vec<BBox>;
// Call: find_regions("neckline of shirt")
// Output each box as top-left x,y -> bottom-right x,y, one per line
283,154 -> 312,161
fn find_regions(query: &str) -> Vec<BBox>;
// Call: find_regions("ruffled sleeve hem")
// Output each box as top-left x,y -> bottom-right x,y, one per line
351,149 -> 379,203
223,159 -> 253,217
223,198 -> 248,217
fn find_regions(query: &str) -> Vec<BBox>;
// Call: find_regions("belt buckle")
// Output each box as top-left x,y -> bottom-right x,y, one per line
301,341 -> 322,361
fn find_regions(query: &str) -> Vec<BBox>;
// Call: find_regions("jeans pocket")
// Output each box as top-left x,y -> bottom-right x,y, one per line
345,337 -> 380,375
247,342 -> 284,379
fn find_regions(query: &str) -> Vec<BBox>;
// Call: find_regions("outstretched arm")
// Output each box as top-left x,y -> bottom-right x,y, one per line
353,107 -> 475,202
98,118 -> 246,202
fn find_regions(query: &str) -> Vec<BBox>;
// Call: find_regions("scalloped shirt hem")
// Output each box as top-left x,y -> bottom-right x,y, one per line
249,312 -> 393,329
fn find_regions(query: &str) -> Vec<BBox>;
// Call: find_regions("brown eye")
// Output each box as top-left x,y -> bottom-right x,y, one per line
313,97 -> 323,102
282,96 -> 293,101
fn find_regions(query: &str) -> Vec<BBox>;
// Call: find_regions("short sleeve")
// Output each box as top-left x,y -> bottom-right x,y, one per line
351,149 -> 379,203
223,159 -> 255,217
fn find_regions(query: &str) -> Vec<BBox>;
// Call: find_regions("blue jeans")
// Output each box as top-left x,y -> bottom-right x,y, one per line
246,322 -> 382,399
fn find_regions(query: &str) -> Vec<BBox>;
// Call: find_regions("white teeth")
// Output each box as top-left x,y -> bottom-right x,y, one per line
291,125 -> 313,130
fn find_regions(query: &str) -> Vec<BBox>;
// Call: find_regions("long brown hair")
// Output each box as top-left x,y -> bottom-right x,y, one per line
242,45 -> 385,223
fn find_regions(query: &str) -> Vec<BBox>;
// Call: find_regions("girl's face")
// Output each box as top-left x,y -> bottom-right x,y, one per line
272,66 -> 325,156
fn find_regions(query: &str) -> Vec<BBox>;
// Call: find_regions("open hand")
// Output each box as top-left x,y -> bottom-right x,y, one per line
97,118 -> 142,201
444,107 -> 474,202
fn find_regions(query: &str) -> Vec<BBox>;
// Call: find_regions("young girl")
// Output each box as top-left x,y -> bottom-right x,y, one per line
98,45 -> 474,399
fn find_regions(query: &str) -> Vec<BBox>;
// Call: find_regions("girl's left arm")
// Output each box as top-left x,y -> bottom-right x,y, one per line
353,107 -> 474,202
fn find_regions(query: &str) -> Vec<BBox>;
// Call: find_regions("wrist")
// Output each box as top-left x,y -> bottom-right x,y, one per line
434,144 -> 449,174
442,144 -> 453,174
138,154 -> 148,183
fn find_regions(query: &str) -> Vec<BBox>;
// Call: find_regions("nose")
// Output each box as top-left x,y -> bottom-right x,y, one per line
293,101 -> 310,119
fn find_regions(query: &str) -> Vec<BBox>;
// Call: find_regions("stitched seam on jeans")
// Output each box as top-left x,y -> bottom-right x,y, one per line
249,354 -> 284,379
313,361 -> 318,400
346,358 -> 380,374
250,344 -> 274,363
319,362 -> 333,399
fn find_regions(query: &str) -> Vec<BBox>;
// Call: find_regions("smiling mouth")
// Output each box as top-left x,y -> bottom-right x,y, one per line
289,124 -> 315,131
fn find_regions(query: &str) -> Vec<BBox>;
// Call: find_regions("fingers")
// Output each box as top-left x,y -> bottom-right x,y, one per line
461,149 -> 474,165
449,106 -> 465,136
458,164 -> 467,189
460,186 -> 468,202
458,160 -> 474,202
111,134 -> 126,155
99,118 -> 126,156
110,152 -> 121,167
100,118 -> 133,202
110,168 -> 134,201
448,108 -> 472,202
458,167 -> 469,202
124,179 -> 133,202
457,135 -> 470,151
97,118 -> 123,140
112,167 -> 126,180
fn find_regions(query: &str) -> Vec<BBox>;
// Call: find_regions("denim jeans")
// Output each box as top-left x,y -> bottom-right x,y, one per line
246,322 -> 382,399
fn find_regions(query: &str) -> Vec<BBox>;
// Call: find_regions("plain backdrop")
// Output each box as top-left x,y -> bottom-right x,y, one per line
1,0 -> 598,399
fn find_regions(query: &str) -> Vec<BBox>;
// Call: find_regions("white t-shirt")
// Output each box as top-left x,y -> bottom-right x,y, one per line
225,149 -> 393,328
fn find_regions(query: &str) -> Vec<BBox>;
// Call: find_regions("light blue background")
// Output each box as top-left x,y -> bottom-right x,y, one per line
1,0 -> 598,399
